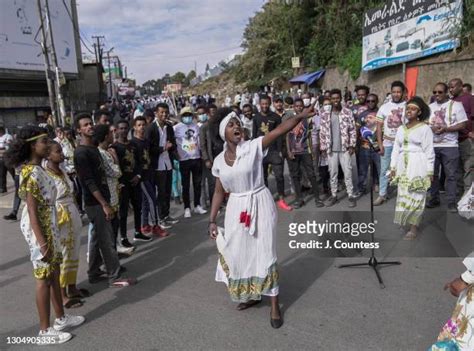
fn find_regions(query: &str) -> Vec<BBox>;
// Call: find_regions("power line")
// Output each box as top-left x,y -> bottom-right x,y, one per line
62,0 -> 95,54
125,45 -> 241,62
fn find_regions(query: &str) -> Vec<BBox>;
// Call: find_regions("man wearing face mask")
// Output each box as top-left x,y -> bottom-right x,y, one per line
253,95 -> 292,211
302,92 -> 312,109
174,107 -> 207,218
197,105 -> 215,207
320,89 -> 357,208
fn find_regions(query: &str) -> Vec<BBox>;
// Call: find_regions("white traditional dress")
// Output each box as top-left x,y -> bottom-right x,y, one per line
212,136 -> 279,303
46,167 -> 82,288
19,165 -> 61,280
390,123 -> 434,226
430,253 -> 474,350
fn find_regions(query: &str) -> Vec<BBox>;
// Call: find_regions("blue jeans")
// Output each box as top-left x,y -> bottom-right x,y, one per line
358,148 -> 381,193
379,145 -> 393,197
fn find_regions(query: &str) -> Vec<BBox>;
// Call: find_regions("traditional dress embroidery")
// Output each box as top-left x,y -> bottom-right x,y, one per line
212,137 -> 279,302
430,254 -> 474,350
19,165 -> 61,280
46,168 -> 82,288
390,123 -> 434,226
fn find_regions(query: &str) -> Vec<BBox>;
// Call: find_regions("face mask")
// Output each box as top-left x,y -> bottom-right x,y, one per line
182,116 -> 193,125
303,98 -> 311,107
198,114 -> 208,122
310,97 -> 317,105
323,105 -> 332,113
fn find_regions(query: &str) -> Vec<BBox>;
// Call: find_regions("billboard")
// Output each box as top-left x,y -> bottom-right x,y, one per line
0,0 -> 78,74
362,0 -> 463,71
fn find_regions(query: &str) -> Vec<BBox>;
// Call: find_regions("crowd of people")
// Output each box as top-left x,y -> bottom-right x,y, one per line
0,76 -> 472,345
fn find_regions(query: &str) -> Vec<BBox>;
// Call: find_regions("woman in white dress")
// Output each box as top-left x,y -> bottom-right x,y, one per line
208,106 -> 312,329
430,252 -> 473,350
389,96 -> 434,240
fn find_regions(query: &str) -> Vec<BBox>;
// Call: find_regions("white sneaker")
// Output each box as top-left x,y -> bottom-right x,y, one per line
184,208 -> 192,218
38,327 -> 72,345
116,244 -> 134,255
194,205 -> 207,215
53,314 -> 86,331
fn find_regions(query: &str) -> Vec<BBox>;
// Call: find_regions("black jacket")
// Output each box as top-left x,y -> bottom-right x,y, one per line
145,120 -> 177,171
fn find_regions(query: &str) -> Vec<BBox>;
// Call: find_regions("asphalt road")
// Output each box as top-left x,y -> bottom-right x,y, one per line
0,179 -> 471,350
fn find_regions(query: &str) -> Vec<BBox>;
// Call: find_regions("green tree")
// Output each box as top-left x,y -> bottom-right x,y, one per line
171,71 -> 186,84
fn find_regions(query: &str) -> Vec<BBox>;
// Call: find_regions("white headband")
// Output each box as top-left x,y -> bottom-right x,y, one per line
219,111 -> 239,141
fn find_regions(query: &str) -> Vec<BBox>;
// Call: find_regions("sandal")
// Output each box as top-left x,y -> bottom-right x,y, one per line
63,298 -> 84,309
109,277 -> 138,288
403,231 -> 417,240
236,300 -> 262,311
68,288 -> 91,299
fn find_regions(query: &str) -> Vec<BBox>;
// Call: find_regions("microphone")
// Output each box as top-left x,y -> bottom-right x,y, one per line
360,126 -> 379,152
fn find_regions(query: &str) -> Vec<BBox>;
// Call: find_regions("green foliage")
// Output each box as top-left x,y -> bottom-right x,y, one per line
234,0 -> 385,87
337,45 -> 363,80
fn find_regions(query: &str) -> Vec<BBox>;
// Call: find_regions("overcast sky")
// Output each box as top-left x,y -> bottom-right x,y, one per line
76,0 -> 264,84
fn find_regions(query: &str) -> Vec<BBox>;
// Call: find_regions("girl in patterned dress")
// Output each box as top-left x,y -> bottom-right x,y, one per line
5,126 -> 84,344
45,141 -> 88,308
389,96 -> 434,240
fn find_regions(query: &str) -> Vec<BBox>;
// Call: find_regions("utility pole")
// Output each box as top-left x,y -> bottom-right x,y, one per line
105,48 -> 114,100
92,35 -> 105,106
44,0 -> 66,126
36,0 -> 57,127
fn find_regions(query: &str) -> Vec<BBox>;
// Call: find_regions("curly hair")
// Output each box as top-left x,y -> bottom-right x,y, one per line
407,96 -> 430,121
4,125 -> 47,168
93,124 -> 111,144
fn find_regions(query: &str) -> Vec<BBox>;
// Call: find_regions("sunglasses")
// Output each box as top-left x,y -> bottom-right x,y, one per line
367,100 -> 376,103
433,90 -> 445,95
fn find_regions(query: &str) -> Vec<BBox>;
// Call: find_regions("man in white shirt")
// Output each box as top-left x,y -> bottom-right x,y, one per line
427,82 -> 467,211
374,81 -> 407,206
0,126 -> 13,193
174,107 -> 207,218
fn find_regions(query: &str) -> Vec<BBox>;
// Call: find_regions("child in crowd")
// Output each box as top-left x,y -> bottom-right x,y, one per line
5,126 -> 85,345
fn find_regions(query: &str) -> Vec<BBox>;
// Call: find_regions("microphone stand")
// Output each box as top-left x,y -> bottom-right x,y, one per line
338,137 -> 401,289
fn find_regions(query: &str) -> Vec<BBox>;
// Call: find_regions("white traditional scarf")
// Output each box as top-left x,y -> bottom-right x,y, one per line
219,111 -> 239,142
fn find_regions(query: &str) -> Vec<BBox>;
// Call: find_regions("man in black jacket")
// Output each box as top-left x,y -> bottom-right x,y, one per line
74,113 -> 136,288
145,102 -> 178,227
112,119 -> 151,246
252,95 -> 292,211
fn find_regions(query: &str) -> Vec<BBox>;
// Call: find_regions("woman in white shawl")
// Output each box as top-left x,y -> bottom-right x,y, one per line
430,252 -> 473,350
208,105 -> 312,329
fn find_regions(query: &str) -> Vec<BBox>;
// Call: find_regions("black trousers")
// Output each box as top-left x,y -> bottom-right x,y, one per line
118,182 -> 142,238
179,159 -> 202,209
201,161 -> 216,206
263,151 -> 285,197
156,170 -> 173,219
287,153 -> 320,201
0,160 -> 14,192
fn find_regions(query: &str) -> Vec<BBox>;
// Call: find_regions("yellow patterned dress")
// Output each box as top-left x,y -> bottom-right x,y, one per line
19,165 -> 61,280
46,168 -> 82,288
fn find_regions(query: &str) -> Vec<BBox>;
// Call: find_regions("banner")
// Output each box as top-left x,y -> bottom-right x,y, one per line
362,0 -> 463,71
0,0 -> 78,74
